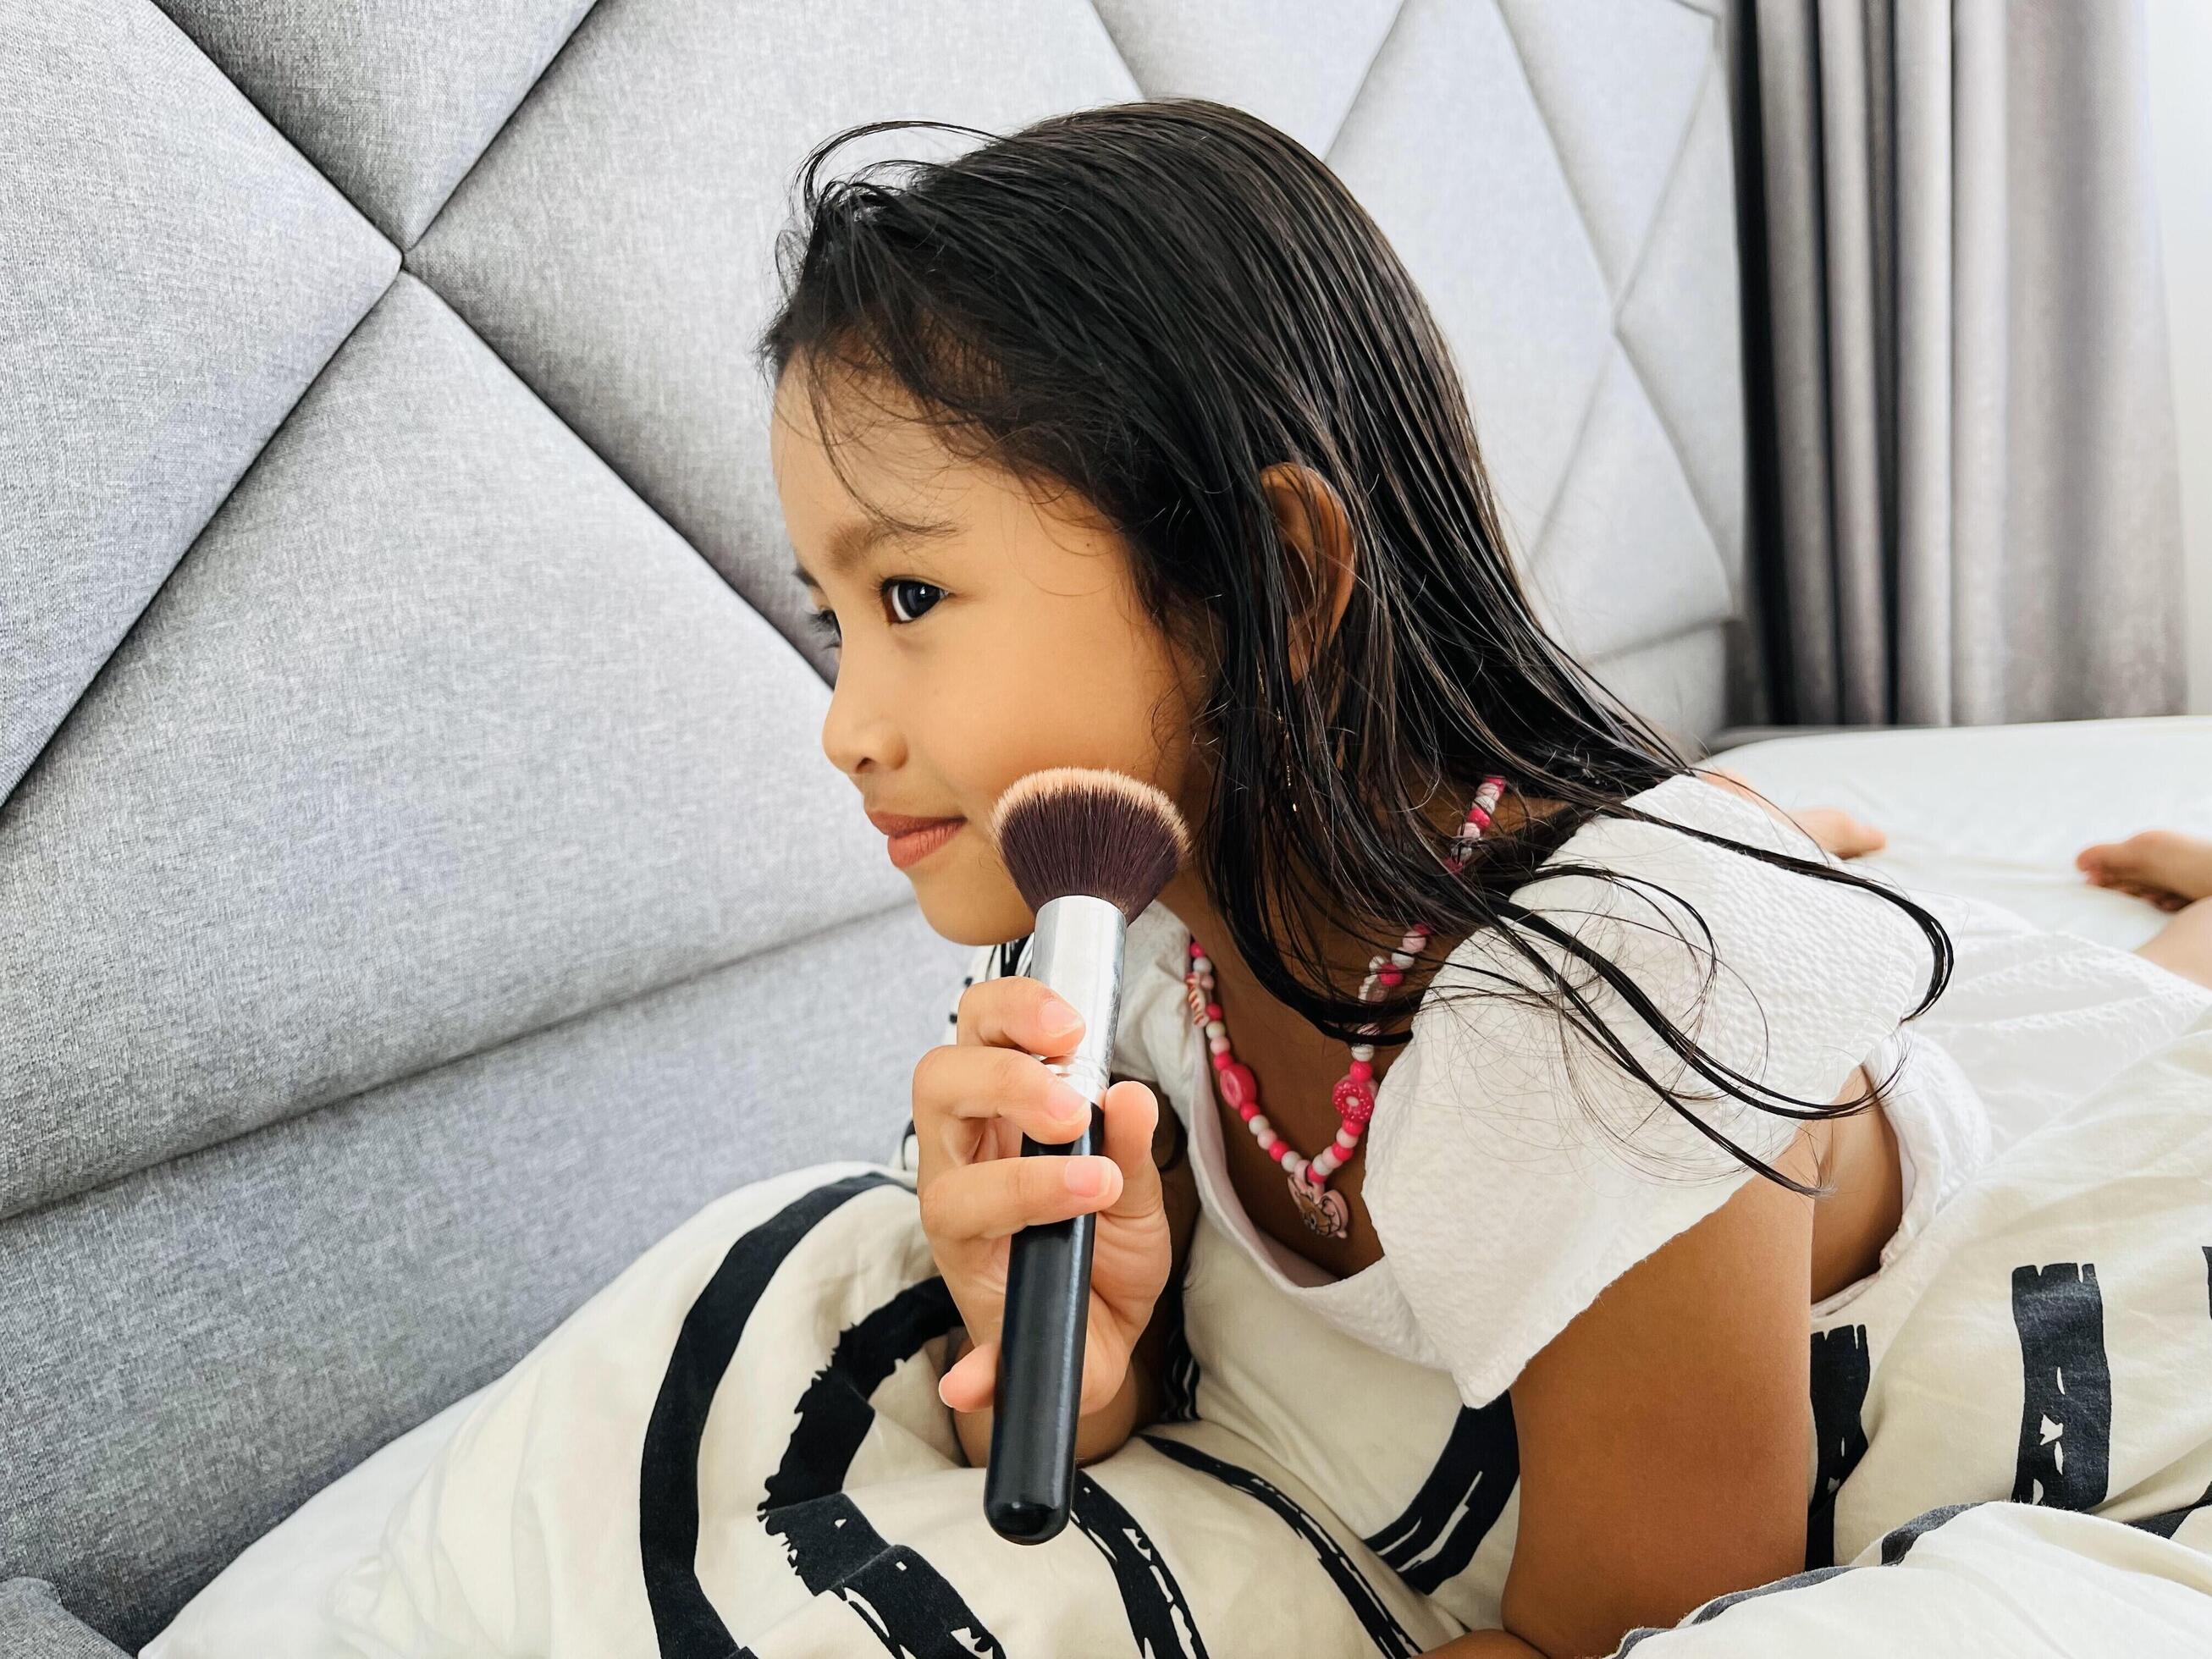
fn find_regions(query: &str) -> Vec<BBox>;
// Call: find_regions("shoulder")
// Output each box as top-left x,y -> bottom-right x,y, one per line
1361,773 -> 1932,1406
1465,772 -> 1936,1113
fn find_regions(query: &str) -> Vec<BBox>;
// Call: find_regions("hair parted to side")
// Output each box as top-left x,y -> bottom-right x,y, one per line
755,98 -> 1953,1196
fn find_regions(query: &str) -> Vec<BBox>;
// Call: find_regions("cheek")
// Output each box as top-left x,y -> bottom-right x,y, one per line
957,605 -> 1196,807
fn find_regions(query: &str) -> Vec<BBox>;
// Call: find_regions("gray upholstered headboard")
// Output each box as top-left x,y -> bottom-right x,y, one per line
0,0 -> 1745,1645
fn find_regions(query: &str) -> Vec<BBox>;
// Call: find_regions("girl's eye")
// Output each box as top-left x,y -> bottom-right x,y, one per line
884,577 -> 944,624
803,577 -> 945,649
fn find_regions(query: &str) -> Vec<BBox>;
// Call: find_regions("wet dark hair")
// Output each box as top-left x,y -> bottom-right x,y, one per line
756,98 -> 1952,1194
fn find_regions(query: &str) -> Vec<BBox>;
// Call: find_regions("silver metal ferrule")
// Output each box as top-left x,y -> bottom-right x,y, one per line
1028,893 -> 1127,1109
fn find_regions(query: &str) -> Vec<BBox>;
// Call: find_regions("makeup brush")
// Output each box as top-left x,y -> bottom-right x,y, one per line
981,766 -> 1190,1545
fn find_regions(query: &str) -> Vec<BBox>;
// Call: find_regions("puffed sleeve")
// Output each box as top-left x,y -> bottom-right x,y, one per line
1363,773 -> 1938,1408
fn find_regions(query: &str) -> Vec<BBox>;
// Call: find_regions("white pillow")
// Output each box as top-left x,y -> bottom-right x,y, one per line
144,1386 -> 488,1657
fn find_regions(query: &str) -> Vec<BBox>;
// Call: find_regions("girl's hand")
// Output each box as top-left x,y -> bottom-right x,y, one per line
911,973 -> 1174,1419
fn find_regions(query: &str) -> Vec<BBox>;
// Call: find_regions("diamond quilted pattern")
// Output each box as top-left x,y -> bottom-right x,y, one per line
151,0 -> 597,247
1617,58 -> 1748,587
1089,0 -> 1404,157
405,0 -> 1139,673
1529,344 -> 1733,661
1498,0 -> 1713,295
1327,0 -> 1619,558
0,0 -> 395,802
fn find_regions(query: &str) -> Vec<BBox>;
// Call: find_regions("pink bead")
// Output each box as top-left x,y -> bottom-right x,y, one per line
1266,1138 -> 1288,1160
1217,1061 -> 1257,1111
1378,967 -> 1403,986
1349,1059 -> 1373,1081
1211,1050 -> 1233,1072
1189,940 -> 1204,957
1205,1002 -> 1222,1021
1238,1102 -> 1259,1121
1332,1075 -> 1376,1127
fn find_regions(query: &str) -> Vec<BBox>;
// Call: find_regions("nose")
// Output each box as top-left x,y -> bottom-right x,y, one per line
818,649 -> 903,780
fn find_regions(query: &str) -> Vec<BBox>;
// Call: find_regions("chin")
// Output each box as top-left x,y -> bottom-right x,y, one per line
908,868 -> 1038,951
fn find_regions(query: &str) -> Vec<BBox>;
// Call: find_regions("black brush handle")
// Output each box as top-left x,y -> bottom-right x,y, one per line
984,1101 -> 1105,1543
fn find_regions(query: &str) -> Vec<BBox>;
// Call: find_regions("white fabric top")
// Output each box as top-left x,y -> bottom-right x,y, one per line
922,772 -> 1994,1408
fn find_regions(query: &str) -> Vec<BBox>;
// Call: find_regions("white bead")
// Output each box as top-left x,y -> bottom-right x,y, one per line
1205,1019 -> 1225,1039
1208,1033 -> 1231,1055
1391,950 -> 1415,968
1310,1149 -> 1338,1176
1350,1044 -> 1375,1061
1191,955 -> 1211,973
1248,1116 -> 1271,1139
1335,1127 -> 1360,1151
1286,1154 -> 1309,1177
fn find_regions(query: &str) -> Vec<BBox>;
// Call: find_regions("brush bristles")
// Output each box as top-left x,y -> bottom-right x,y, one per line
988,767 -> 1191,924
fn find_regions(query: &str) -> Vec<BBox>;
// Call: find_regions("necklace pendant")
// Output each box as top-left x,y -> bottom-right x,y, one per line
1288,1169 -> 1352,1238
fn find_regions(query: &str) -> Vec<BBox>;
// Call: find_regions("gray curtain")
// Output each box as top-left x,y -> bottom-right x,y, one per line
1729,0 -> 2186,726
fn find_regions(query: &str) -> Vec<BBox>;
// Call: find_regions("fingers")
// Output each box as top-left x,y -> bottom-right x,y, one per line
918,1146 -> 1123,1248
914,1042 -> 1096,1151
941,1333 -> 997,1411
956,973 -> 1086,1058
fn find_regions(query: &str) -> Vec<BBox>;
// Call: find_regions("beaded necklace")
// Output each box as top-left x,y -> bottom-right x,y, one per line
1183,775 -> 1507,1240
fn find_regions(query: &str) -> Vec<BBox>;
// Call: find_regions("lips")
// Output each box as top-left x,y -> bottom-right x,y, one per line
867,808 -> 964,837
879,815 -> 963,871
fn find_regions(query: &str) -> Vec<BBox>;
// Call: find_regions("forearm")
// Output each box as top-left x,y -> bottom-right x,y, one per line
1423,1630 -> 1548,1658
946,1324 -> 1152,1469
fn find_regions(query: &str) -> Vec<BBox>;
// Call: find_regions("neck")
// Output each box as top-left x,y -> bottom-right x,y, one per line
1153,775 -> 1516,1065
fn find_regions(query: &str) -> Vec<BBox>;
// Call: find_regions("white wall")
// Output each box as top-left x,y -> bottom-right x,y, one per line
2146,0 -> 2212,714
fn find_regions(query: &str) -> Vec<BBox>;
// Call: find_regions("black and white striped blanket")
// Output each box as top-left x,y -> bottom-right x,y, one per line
323,1012 -> 2212,1656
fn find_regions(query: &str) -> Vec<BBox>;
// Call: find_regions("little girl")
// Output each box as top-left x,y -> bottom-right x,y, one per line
764,101 -> 2212,1656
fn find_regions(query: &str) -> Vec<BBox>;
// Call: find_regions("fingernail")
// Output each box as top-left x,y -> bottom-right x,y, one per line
1066,1158 -> 1108,1195
1040,994 -> 1083,1034
1052,1081 -> 1092,1124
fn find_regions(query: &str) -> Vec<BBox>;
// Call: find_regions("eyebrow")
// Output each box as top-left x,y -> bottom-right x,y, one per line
790,515 -> 960,590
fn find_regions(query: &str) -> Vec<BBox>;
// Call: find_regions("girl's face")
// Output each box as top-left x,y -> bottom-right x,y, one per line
771,360 -> 1215,947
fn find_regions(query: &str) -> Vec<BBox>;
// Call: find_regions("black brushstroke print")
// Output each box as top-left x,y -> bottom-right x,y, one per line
1071,1471 -> 1211,1656
2010,1262 -> 2113,1511
1806,1325 -> 1871,1568
641,1171 -> 891,1655
639,1172 -> 999,1658
758,1276 -> 990,1659
1363,1394 -> 1519,1594
1142,1431 -> 1420,1657
1156,1264 -> 1203,1425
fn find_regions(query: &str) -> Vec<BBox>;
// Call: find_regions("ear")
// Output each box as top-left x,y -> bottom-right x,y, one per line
1260,461 -> 1357,686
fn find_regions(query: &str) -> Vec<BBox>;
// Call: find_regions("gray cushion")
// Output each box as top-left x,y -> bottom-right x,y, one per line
1,272 -> 913,1224
1,901 -> 952,1642
0,1579 -> 130,1658
0,0 -> 395,803
150,0 -> 599,248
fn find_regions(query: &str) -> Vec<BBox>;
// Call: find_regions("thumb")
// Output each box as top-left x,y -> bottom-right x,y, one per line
1096,1079 -> 1163,1216
940,1334 -> 998,1412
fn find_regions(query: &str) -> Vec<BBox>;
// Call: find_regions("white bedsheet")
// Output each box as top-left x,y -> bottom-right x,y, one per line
1708,715 -> 2212,955
141,716 -> 2212,1657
